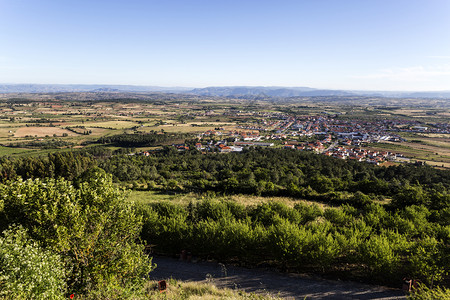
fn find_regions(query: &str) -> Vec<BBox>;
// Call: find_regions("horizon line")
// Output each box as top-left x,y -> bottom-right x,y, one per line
1,82 -> 450,93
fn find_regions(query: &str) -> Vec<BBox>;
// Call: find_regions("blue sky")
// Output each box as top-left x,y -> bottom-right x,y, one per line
1,0 -> 449,91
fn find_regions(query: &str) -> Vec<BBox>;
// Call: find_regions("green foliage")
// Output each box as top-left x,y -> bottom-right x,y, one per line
348,191 -> 373,207
358,234 -> 399,278
250,201 -> 301,226
0,152 -> 96,183
409,237 -> 447,287
324,207 -> 353,227
392,184 -> 430,208
0,226 -> 66,300
140,195 -> 450,287
0,147 -> 449,291
7,139 -> 73,149
268,217 -> 299,261
3,147 -> 449,212
144,278 -> 282,300
80,280 -> 149,300
94,148 -> 449,213
293,202 -> 322,224
191,198 -> 235,221
408,285 -> 450,300
0,172 -> 153,293
97,132 -> 188,147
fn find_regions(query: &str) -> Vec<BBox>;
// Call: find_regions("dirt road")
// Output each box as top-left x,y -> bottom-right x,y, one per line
150,256 -> 407,299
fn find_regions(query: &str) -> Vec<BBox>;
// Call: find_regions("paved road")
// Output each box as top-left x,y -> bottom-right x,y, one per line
321,141 -> 338,154
150,256 -> 407,300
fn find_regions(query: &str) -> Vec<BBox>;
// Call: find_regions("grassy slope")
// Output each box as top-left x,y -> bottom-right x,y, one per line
128,190 -> 330,209
143,279 -> 281,300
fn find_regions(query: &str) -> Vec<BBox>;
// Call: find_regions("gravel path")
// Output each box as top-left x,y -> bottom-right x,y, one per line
150,256 -> 407,300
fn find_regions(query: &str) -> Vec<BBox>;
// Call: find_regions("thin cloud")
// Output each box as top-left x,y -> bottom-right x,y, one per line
354,65 -> 450,82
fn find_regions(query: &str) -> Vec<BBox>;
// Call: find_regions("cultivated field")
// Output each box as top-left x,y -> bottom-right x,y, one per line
14,127 -> 77,137
0,94 -> 448,171
81,120 -> 138,129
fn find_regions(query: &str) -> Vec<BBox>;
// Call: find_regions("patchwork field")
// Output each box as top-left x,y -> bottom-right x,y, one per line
0,145 -> 35,156
0,127 -> 15,138
14,127 -> 77,137
0,96 -> 448,171
367,141 -> 450,168
82,120 -> 138,129
139,122 -> 236,133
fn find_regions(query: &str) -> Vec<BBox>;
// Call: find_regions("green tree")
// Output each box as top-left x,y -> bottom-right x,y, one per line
410,237 -> 447,287
391,184 -> 429,208
0,171 -> 153,293
359,234 -> 399,279
0,226 -> 66,300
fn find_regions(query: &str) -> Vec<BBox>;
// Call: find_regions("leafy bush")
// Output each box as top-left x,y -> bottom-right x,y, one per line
0,226 -> 66,300
408,285 -> 450,300
358,234 -> 400,281
140,196 -> 450,287
0,171 -> 153,293
293,202 -> 322,224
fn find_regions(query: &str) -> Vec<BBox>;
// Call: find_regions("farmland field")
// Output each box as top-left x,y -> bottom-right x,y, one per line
0,95 -> 448,171
81,120 -> 138,129
0,145 -> 34,156
14,126 -> 77,137
139,122 -> 236,133
366,142 -> 450,166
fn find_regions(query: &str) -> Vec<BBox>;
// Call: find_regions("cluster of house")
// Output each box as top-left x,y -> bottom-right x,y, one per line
240,113 -> 449,138
188,122 -> 410,164
170,139 -> 277,153
322,147 -> 399,165
284,141 -> 326,152
136,111 -> 445,166
282,143 -> 400,165
200,112 -> 449,151
141,136 -> 408,166
174,142 -> 244,153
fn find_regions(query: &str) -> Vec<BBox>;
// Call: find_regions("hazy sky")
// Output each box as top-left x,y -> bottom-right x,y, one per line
1,0 -> 449,91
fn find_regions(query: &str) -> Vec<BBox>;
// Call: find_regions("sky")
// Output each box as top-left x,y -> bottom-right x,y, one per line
0,0 -> 450,91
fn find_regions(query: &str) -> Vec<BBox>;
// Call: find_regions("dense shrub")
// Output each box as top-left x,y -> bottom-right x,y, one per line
0,171 -> 153,294
140,197 -> 450,287
0,226 -> 66,299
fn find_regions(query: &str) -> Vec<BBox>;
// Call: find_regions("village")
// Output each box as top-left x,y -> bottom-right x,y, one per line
168,111 -> 449,165
1,99 -> 448,168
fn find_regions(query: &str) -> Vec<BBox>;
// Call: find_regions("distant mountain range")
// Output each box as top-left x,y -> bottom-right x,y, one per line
188,86 -> 450,98
0,84 -> 187,93
188,86 -> 355,97
1,84 -> 450,99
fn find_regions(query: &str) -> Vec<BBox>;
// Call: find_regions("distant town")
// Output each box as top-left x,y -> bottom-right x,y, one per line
165,110 -> 449,166
0,94 -> 448,168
